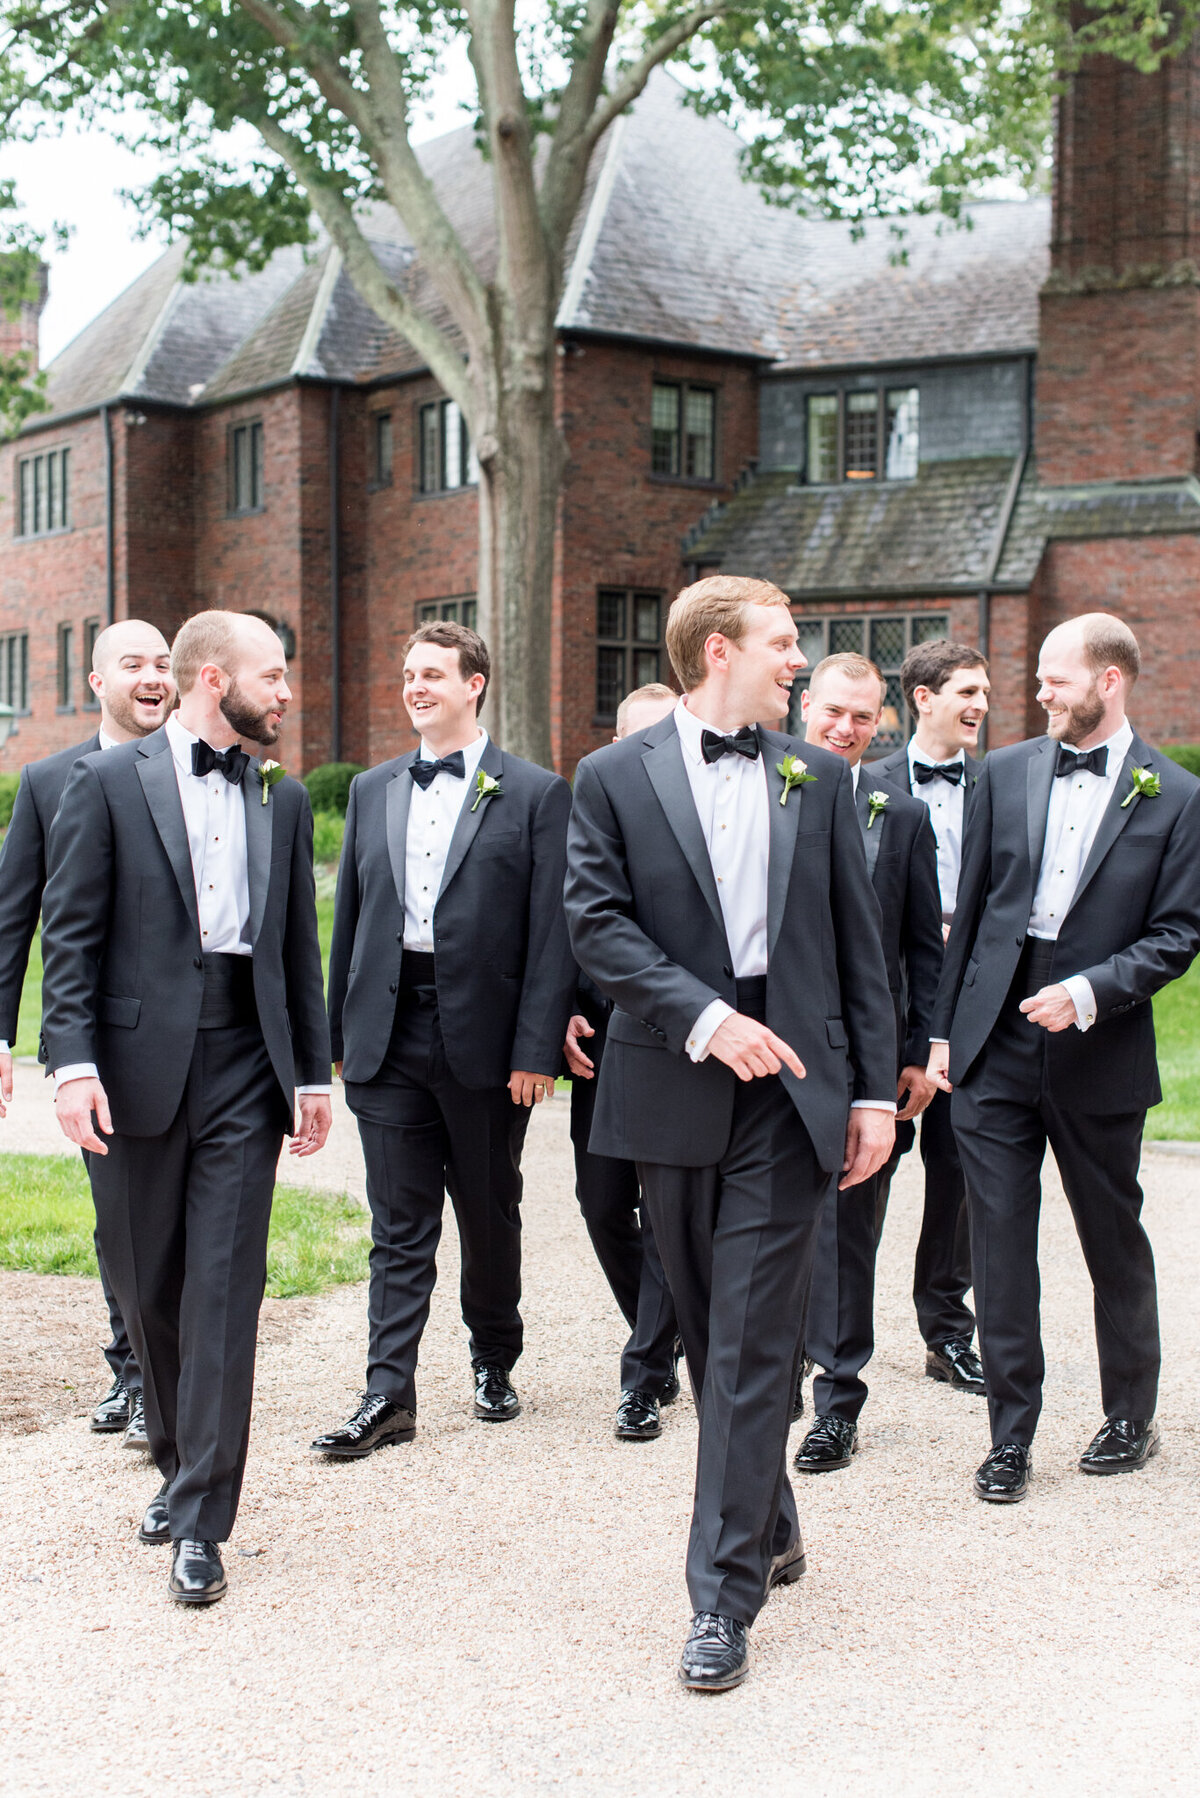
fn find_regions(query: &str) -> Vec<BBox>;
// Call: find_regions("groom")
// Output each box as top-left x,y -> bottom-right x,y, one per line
566,575 -> 895,1690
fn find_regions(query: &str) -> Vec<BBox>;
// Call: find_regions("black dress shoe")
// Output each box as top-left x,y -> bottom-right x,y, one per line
90,1377 -> 131,1433
659,1336 -> 685,1405
793,1413 -> 857,1472
767,1534 -> 807,1592
1079,1417 -> 1161,1475
615,1389 -> 662,1440
139,1480 -> 171,1545
122,1391 -> 150,1451
791,1355 -> 815,1423
168,1539 -> 227,1606
473,1364 -> 520,1422
678,1613 -> 749,1691
310,1392 -> 416,1459
926,1338 -> 986,1395
974,1442 -> 1031,1502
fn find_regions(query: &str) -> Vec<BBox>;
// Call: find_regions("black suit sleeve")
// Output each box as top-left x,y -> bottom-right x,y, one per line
826,760 -> 897,1103
1079,782 -> 1200,1018
899,807 -> 944,1067
931,757 -> 993,1040
283,787 -> 332,1086
40,759 -> 113,1072
325,775 -> 361,1066
509,776 -> 575,1076
0,766 -> 48,1043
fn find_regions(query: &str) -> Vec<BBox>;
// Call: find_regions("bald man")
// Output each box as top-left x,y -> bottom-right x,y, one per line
0,619 -> 175,1438
930,614 -> 1200,1503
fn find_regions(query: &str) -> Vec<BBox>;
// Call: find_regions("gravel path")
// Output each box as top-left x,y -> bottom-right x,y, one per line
1,1065 -> 1198,1796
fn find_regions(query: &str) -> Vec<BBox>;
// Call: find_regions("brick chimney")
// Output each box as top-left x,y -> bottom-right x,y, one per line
1036,18 -> 1200,484
0,258 -> 48,374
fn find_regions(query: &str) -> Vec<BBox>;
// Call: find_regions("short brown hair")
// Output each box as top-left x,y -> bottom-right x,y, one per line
1075,612 -> 1140,686
403,621 -> 490,711
900,639 -> 988,717
615,681 -> 677,734
665,575 -> 792,692
808,652 -> 886,708
171,610 -> 246,696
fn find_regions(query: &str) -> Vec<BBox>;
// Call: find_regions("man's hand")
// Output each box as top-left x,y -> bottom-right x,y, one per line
289,1094 -> 332,1157
56,1077 -> 113,1155
0,1050 -> 12,1120
563,1014 -> 596,1079
927,1042 -> 952,1094
839,1109 -> 895,1191
895,1063 -> 937,1123
510,1071 -> 556,1107
334,1061 -> 344,1081
708,1015 -> 806,1083
1019,984 -> 1078,1033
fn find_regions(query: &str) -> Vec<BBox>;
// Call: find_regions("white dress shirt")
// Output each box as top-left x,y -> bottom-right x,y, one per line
403,730 -> 489,950
1027,719 -> 1134,1031
908,741 -> 965,919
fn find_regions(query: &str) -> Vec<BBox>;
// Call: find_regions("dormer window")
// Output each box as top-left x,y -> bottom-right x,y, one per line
805,387 -> 920,484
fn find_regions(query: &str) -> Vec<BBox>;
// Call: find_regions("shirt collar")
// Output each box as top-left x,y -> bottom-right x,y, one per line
851,761 -> 861,792
1078,718 -> 1134,769
97,728 -> 119,752
165,712 -> 253,778
675,697 -> 758,768
909,740 -> 965,770
418,727 -> 489,778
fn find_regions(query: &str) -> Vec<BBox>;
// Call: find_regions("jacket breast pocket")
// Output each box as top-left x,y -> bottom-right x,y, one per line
474,828 -> 523,855
99,994 -> 141,1029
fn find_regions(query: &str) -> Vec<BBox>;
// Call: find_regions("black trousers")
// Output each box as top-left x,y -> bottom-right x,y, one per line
344,981 -> 530,1413
88,1021 -> 285,1541
97,1234 -> 141,1393
808,1144 -> 904,1424
952,948 -> 1158,1446
912,1088 -> 974,1347
570,1050 -> 678,1393
639,1024 -> 830,1626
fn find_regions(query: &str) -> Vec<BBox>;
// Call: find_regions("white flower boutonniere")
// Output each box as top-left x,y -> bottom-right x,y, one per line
258,760 -> 285,806
1120,766 -> 1161,809
866,790 -> 890,829
471,770 -> 502,814
777,754 -> 817,807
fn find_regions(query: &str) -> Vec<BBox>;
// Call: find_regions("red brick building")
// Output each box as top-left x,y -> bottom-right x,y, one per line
4,55 -> 1200,778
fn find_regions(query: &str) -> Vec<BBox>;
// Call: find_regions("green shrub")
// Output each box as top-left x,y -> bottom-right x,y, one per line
1161,744 -> 1200,778
312,809 -> 345,866
0,771 -> 20,831
304,762 -> 364,816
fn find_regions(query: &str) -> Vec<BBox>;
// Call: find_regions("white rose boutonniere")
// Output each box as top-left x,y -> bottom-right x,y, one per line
777,754 -> 817,807
1120,766 -> 1161,809
866,790 -> 890,829
258,760 -> 285,806
471,770 -> 502,814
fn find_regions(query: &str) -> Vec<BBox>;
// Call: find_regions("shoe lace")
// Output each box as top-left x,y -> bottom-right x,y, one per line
808,1415 -> 851,1449
691,1613 -> 740,1646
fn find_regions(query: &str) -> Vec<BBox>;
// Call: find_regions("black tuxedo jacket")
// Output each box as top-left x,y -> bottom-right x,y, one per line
40,728 -> 330,1135
327,739 -> 575,1089
854,773 -> 943,1071
872,744 -> 982,802
933,730 -> 1200,1110
0,733 -> 100,1044
564,718 -> 896,1174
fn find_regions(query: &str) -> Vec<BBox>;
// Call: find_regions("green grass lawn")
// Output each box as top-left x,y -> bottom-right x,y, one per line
0,1152 -> 369,1298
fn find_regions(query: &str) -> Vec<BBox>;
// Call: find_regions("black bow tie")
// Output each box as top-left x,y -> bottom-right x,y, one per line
409,751 -> 466,790
914,760 -> 963,787
701,727 -> 760,766
191,741 -> 249,785
1055,744 -> 1108,779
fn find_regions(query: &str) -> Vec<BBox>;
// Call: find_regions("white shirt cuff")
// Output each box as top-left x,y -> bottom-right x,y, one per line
851,1101 -> 897,1113
1061,974 -> 1098,1032
0,1041 -> 9,1056
54,1063 -> 99,1090
686,999 -> 734,1063
928,1038 -> 949,1046
297,1085 -> 332,1096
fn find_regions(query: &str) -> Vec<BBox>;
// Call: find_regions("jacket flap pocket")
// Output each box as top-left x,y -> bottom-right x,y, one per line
607,1007 -> 668,1049
963,958 -> 979,987
825,1018 -> 847,1049
99,994 -> 141,1029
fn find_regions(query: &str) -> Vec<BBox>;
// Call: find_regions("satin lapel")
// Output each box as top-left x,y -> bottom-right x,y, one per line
437,737 -> 504,900
856,780 -> 884,880
1026,739 -> 1056,885
764,731 -> 802,960
242,759 -> 272,946
1067,735 -> 1156,917
386,757 -> 415,914
642,727 -> 725,939
135,734 -> 200,938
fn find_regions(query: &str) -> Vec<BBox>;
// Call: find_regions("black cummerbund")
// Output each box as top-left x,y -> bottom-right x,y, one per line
197,952 -> 257,1029
1008,936 -> 1056,1009
735,974 -> 767,1024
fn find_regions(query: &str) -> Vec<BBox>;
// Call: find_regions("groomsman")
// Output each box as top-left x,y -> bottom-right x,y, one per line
42,611 -> 331,1604
792,654 -> 943,1472
929,613 -> 1200,1501
873,639 -> 990,1394
0,620 -> 175,1443
315,622 -> 574,1458
566,576 -> 895,1691
565,682 -> 681,1441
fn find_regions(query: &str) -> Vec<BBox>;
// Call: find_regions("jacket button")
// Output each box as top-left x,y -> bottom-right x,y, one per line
388,982 -> 397,994
1015,937 -> 1024,947
723,965 -> 733,978
396,933 -> 403,943
193,957 -> 203,970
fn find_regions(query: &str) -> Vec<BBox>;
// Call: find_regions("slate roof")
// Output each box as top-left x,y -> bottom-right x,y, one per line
994,468 -> 1200,586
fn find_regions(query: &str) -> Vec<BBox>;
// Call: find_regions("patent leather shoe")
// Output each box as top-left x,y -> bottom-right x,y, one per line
659,1341 -> 684,1407
793,1413 -> 857,1472
90,1376 -> 131,1433
139,1480 -> 171,1545
615,1389 -> 661,1440
310,1392 -> 416,1458
926,1338 -> 986,1395
678,1613 -> 749,1691
767,1534 -> 807,1592
1079,1417 -> 1160,1475
791,1355 -> 815,1423
473,1364 -> 520,1422
168,1539 -> 227,1605
974,1442 -> 1031,1502
122,1391 -> 150,1451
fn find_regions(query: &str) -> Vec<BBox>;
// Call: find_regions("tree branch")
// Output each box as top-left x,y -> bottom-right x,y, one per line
540,0 -> 620,256
463,0 -> 551,329
580,2 -> 732,156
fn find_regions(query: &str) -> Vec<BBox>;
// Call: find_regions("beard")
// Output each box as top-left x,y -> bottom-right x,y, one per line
220,677 -> 284,746
104,688 -> 169,738
1045,681 -> 1105,745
